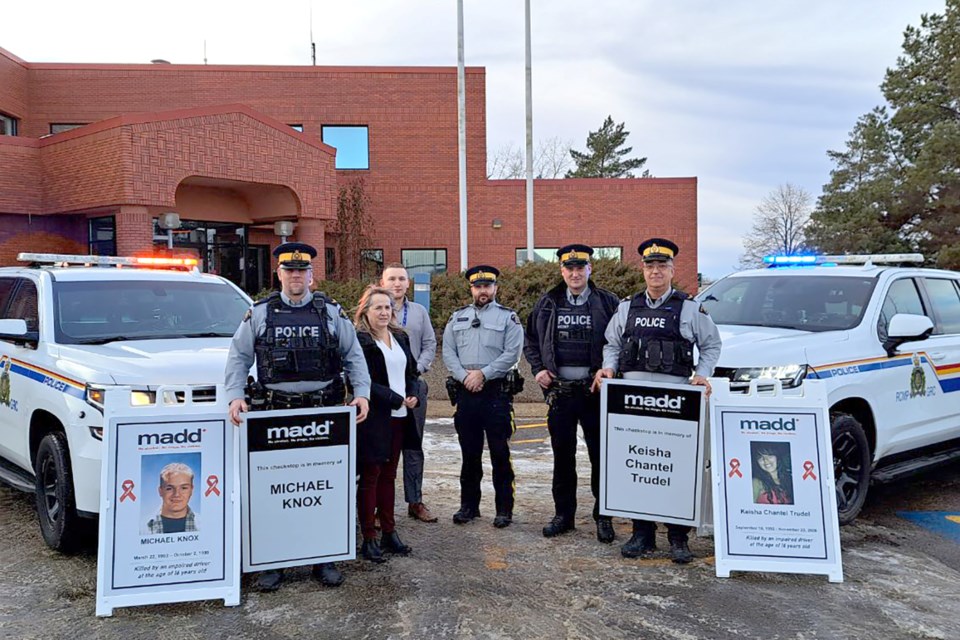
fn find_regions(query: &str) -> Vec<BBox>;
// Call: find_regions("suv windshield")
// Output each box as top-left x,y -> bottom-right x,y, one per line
52,280 -> 250,344
699,274 -> 877,332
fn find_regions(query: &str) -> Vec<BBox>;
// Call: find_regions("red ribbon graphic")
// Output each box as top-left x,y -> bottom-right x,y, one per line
120,479 -> 136,502
728,458 -> 742,478
802,461 -> 817,480
205,475 -> 221,497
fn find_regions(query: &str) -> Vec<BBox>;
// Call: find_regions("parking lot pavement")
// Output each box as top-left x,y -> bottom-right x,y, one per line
1,419 -> 959,639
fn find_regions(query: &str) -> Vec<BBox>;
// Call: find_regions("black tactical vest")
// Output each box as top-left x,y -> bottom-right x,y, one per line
620,290 -> 694,377
254,293 -> 342,385
554,298 -> 593,368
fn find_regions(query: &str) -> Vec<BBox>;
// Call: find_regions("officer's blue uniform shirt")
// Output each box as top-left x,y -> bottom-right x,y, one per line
601,287 -> 721,382
225,291 -> 371,403
442,301 -> 524,383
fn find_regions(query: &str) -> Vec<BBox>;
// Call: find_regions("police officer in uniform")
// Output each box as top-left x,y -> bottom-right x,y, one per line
594,238 -> 721,563
225,242 -> 371,591
442,266 -> 524,528
524,245 -> 620,543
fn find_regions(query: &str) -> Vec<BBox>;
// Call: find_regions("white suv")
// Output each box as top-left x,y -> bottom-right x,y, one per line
699,254 -> 960,524
0,254 -> 251,550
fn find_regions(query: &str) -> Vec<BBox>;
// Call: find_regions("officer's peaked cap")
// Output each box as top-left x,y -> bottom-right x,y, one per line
557,244 -> 593,266
637,238 -> 679,262
274,242 -> 317,269
465,265 -> 500,285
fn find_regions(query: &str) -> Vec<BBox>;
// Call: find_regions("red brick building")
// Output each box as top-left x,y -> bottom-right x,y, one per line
0,46 -> 698,292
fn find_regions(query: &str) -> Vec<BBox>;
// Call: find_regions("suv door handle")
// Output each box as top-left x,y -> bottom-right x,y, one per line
928,352 -> 946,361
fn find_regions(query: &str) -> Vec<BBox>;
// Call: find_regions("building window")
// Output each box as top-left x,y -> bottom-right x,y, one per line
325,247 -> 336,279
322,125 -> 369,170
289,124 -> 304,132
0,112 -> 17,136
50,123 -> 86,134
360,249 -> 383,280
88,216 -> 117,256
402,249 -> 447,276
516,246 -> 623,265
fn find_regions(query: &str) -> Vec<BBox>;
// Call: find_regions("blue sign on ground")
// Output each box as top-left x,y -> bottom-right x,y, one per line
897,511 -> 960,543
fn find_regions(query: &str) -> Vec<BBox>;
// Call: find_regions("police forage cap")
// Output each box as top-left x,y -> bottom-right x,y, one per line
465,265 -> 500,285
274,242 -> 317,269
638,238 -> 679,262
557,244 -> 593,266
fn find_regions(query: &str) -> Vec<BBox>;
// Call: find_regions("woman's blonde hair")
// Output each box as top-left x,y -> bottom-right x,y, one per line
353,285 -> 401,335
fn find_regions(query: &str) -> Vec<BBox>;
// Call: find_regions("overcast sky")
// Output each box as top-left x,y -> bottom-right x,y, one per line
1,1 -> 946,277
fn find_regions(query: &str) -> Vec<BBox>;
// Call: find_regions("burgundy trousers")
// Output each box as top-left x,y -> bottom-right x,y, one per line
358,418 -> 404,540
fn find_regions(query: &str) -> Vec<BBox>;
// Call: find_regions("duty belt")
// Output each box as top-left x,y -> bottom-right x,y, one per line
545,376 -> 592,407
247,381 -> 345,410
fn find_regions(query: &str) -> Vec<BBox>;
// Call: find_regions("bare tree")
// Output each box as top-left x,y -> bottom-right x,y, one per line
740,183 -> 813,268
487,136 -> 573,179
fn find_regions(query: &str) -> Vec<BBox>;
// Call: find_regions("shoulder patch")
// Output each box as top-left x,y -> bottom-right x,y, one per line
699,304 -> 709,316
242,309 -> 252,322
510,313 -> 521,325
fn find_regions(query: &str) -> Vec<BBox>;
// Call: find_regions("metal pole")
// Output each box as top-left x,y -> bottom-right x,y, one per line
457,0 -> 469,271
524,0 -> 534,263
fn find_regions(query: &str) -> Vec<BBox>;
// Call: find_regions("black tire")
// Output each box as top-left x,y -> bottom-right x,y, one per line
34,431 -> 82,552
831,414 -> 871,525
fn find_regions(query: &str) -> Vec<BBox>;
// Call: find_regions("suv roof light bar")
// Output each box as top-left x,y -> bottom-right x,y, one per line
763,253 -> 924,268
17,253 -> 199,270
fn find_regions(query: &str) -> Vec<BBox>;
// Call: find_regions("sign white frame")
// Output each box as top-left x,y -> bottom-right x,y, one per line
96,385 -> 240,617
710,378 -> 843,583
600,379 -> 707,527
240,405 -> 356,572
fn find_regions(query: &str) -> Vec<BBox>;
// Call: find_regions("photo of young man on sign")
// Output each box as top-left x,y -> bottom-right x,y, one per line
140,453 -> 202,535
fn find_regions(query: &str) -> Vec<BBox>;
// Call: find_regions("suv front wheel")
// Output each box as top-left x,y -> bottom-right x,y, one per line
831,414 -> 871,525
34,432 -> 82,552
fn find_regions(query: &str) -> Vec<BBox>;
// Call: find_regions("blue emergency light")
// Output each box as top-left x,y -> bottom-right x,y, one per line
762,254 -> 818,265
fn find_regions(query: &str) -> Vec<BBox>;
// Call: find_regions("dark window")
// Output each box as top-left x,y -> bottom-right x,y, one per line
7,279 -> 39,332
325,247 -> 337,279
50,123 -> 86,134
878,278 -> 926,341
289,124 -> 304,132
360,249 -> 383,280
402,249 -> 447,276
89,216 -> 117,256
0,112 -> 17,136
0,278 -> 16,314
322,125 -> 369,170
923,278 -> 960,335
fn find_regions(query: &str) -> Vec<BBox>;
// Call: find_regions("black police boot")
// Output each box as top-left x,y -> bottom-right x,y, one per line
596,517 -> 616,544
361,538 -> 387,563
668,534 -> 694,564
493,513 -> 513,528
381,531 -> 412,556
452,506 -> 481,524
542,515 -> 575,538
312,562 -> 344,587
621,529 -> 656,559
255,569 -> 284,592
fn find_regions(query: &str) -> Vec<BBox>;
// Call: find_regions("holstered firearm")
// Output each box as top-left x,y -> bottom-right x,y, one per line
544,377 -> 590,408
502,368 -> 525,397
445,376 -> 462,406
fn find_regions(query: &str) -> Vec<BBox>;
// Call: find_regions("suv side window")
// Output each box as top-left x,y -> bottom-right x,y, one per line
877,278 -> 926,342
0,278 -> 15,315
923,278 -> 960,335
6,279 -> 39,332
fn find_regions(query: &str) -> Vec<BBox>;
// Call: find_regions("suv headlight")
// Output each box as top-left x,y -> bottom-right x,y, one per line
728,364 -> 808,389
85,384 -> 106,410
85,384 -> 156,409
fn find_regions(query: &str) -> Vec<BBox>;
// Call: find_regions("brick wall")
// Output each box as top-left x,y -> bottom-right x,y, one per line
0,213 -> 86,266
0,48 -> 28,121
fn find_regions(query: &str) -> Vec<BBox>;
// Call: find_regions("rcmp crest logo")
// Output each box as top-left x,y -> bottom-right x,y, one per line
0,357 -> 11,407
909,353 -> 925,398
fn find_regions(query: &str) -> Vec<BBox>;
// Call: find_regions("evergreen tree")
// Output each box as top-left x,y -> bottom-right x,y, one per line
808,1 -> 960,269
566,116 -> 648,178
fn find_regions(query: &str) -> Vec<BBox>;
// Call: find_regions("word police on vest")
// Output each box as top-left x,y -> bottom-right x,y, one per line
740,417 -> 797,431
624,393 -> 685,409
635,316 -> 667,328
138,428 -> 203,446
274,326 -> 321,339
558,315 -> 592,325
266,420 -> 333,442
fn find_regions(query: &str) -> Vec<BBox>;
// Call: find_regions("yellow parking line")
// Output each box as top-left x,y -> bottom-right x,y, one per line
517,422 -> 547,429
512,438 -> 547,445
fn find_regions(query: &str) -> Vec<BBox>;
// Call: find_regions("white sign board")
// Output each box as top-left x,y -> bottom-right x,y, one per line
710,379 -> 843,582
240,406 -> 356,572
96,386 -> 240,617
600,379 -> 706,527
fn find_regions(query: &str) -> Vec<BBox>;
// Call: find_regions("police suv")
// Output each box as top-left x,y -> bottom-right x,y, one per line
699,254 -> 960,524
0,253 -> 251,550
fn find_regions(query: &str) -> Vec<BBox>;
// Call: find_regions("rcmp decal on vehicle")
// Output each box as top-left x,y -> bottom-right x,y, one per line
910,353 -> 926,398
809,352 -> 960,399
2,357 -> 85,405
0,357 -> 12,408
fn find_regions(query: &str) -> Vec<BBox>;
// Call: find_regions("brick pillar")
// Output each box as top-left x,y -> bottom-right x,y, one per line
296,217 -> 327,281
115,205 -> 154,256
